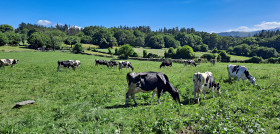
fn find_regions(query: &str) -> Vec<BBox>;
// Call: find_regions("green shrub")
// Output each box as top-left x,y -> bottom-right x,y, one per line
108,47 -> 112,54
175,45 -> 195,59
118,44 -> 134,59
72,43 -> 84,54
201,54 -> 216,61
143,49 -> 148,58
219,50 -> 230,62
245,56 -> 263,63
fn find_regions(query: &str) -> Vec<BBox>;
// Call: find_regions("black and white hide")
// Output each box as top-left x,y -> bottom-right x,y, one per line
108,60 -> 118,68
184,60 -> 197,67
119,61 -> 134,71
57,61 -> 76,71
0,59 -> 19,69
193,72 -> 220,104
95,59 -> 109,67
160,60 -> 172,68
126,72 -> 180,105
68,60 -> 81,68
227,64 -> 256,86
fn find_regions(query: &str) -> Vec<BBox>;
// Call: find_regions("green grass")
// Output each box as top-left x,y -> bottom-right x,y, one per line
0,51 -> 279,133
134,47 -> 168,57
0,45 -> 35,52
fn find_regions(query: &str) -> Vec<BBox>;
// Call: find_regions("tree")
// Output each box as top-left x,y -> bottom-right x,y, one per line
200,44 -> 208,52
175,33 -> 202,48
148,34 -> 165,49
72,43 -> 84,54
143,49 -> 148,58
5,32 -> 21,45
0,33 -> 8,46
0,24 -> 14,33
65,36 -> 80,48
28,32 -> 51,49
118,44 -> 134,59
164,35 -> 180,48
164,47 -> 176,58
92,28 -> 117,48
218,51 -> 230,62
175,45 -> 195,59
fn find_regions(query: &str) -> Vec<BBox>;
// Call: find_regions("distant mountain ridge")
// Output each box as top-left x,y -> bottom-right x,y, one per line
217,27 -> 280,37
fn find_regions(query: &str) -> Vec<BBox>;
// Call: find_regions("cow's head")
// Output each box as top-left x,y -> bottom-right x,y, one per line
250,77 -> 256,86
214,83 -> 220,93
171,88 -> 180,103
13,59 -> 19,64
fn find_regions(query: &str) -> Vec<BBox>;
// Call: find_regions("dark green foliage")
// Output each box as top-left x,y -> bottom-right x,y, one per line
28,32 -> 51,49
146,53 -> 161,58
143,49 -> 148,58
175,45 -> 195,59
219,50 -> 231,62
245,56 -> 263,63
72,43 -> 84,54
0,33 -> 8,46
114,48 -> 118,55
232,44 -> 251,56
5,32 -> 21,45
256,47 -> 279,59
201,54 -> 216,61
200,44 -> 208,52
92,28 -> 117,48
267,57 -> 280,63
118,44 -> 134,59
164,47 -> 176,58
0,24 -> 14,33
212,47 -> 218,53
175,33 -> 202,48
148,34 -> 165,49
217,54 -> 221,62
108,47 -> 112,54
131,52 -> 139,57
164,35 -> 180,48
65,36 -> 80,48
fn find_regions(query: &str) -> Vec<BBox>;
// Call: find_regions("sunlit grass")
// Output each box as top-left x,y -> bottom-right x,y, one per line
0,51 -> 279,133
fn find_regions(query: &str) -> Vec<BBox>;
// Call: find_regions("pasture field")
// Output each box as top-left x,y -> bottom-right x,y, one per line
0,51 -> 279,133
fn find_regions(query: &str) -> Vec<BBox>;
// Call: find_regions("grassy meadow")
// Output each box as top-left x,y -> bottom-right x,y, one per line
0,51 -> 279,133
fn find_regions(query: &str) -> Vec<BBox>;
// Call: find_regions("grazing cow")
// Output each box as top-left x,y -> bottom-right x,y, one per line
126,72 -> 180,105
198,58 -> 202,64
108,60 -> 118,68
193,72 -> 220,104
160,60 -> 172,68
119,61 -> 134,71
57,61 -> 76,71
69,60 -> 81,68
0,59 -> 19,69
210,59 -> 216,66
184,60 -> 197,67
227,64 -> 256,86
95,59 -> 109,67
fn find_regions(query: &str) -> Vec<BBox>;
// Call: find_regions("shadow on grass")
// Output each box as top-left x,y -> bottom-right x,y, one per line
180,97 -> 196,105
105,103 -> 151,109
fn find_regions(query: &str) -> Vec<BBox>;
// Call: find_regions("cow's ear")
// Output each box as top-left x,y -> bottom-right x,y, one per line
217,83 -> 219,85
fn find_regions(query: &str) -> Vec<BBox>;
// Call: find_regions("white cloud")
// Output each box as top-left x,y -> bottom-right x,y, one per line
72,25 -> 82,30
37,20 -> 52,26
226,21 -> 280,32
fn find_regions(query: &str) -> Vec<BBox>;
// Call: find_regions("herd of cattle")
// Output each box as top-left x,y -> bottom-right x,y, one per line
0,58 -> 256,105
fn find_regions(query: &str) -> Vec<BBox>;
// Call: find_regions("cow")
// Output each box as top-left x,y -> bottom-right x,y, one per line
119,61 -> 134,71
69,60 -> 81,68
198,58 -> 202,64
0,59 -> 19,69
126,72 -> 180,105
227,64 -> 256,86
57,61 -> 76,71
210,59 -> 216,66
184,59 -> 197,67
160,60 -> 172,68
95,59 -> 109,67
193,72 -> 220,104
108,60 -> 118,68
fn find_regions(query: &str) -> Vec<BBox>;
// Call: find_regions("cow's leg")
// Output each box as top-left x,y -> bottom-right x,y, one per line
197,92 -> 200,104
132,94 -> 137,105
72,66 -> 76,71
149,91 -> 157,103
57,65 -> 60,72
212,87 -> 215,98
193,85 -> 196,103
203,89 -> 206,100
125,92 -> 130,105
157,89 -> 163,104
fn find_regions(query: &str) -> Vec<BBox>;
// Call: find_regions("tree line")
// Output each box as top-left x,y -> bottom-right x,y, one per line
0,23 -> 280,60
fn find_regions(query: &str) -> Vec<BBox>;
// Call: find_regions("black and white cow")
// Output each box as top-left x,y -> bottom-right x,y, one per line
119,61 -> 134,71
69,60 -> 81,68
184,60 -> 197,67
0,59 -> 19,69
57,61 -> 76,71
210,59 -> 216,66
193,72 -> 220,104
227,64 -> 256,86
108,60 -> 118,68
126,72 -> 180,105
95,59 -> 109,67
160,60 -> 172,68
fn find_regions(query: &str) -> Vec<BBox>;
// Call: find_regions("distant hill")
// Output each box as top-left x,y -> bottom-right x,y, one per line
217,27 -> 280,37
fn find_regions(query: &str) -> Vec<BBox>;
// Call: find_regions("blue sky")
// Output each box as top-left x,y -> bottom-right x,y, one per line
1,0 -> 280,33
